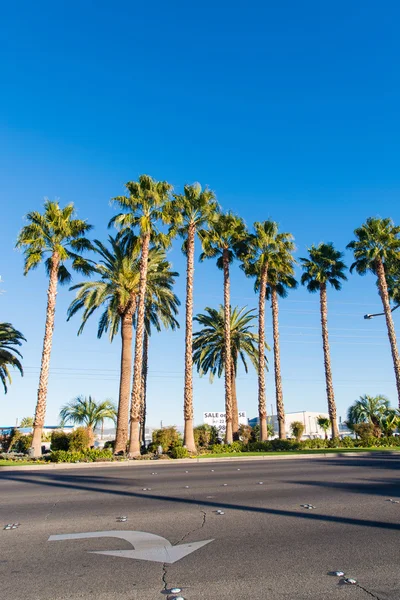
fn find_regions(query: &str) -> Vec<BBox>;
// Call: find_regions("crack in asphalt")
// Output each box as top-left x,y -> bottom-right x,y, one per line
161,508 -> 207,595
356,583 -> 383,600
44,500 -> 59,521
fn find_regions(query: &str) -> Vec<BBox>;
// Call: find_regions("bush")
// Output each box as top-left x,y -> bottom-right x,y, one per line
291,421 -> 305,442
49,448 -> 113,463
194,424 -> 219,448
51,430 -> 70,451
150,426 -> 182,453
238,424 -> 253,445
210,441 -> 245,453
300,438 -> 328,449
69,427 -> 90,451
170,446 -> 189,459
104,440 -> 115,450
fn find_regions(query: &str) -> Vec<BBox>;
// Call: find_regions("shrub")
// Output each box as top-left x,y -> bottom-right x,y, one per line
238,424 -> 252,445
291,421 -> 305,442
210,441 -> 245,453
104,440 -> 115,450
170,446 -> 189,459
150,426 -> 182,453
14,433 -> 33,453
48,448 -> 113,463
327,437 -> 341,448
194,424 -> 219,448
51,430 -> 70,451
301,438 -> 328,449
340,436 -> 356,448
69,427 -> 90,451
352,422 -> 374,441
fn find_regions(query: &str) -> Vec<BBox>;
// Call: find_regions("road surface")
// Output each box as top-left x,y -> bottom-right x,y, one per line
1,454 -> 400,599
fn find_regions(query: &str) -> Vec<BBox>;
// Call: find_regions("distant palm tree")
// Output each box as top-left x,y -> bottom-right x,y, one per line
110,175 -> 173,456
68,237 -> 179,453
59,396 -> 117,447
200,213 -> 248,442
0,323 -> 25,393
300,243 -> 347,439
317,416 -> 331,440
348,218 -> 400,407
19,416 -> 34,428
164,183 -> 219,452
248,230 -> 296,440
16,200 -> 92,456
193,306 -> 264,430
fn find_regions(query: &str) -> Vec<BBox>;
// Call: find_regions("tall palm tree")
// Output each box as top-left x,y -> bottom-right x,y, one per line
59,395 -> 117,447
164,183 -> 219,452
67,237 -> 179,453
0,323 -> 25,393
110,175 -> 173,456
347,217 -> 400,407
200,213 -> 248,443
16,200 -> 92,456
264,257 -> 297,439
193,306 -> 264,436
300,243 -> 347,439
244,221 -> 294,441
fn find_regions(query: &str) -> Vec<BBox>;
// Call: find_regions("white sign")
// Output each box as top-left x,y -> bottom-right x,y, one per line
49,530 -> 213,564
203,411 -> 248,436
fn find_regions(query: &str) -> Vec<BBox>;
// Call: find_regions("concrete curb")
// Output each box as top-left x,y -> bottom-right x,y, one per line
1,450 -> 399,472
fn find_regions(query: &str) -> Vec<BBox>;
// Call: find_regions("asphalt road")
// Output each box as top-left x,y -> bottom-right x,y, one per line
1,454 -> 400,600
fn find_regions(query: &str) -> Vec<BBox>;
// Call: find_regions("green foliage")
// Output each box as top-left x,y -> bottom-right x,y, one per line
317,416 -> 331,438
290,421 -> 305,441
0,322 -> 25,393
347,395 -> 392,438
59,396 -> 117,430
347,217 -> 400,276
150,426 -> 182,453
51,430 -> 70,451
49,448 -> 113,463
300,243 -> 347,293
13,433 -> 33,453
194,424 -> 219,448
68,427 -> 91,451
20,416 -> 34,428
352,422 -> 375,441
170,446 -> 189,459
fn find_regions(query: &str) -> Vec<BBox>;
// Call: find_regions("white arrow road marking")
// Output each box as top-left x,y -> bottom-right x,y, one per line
48,530 -> 213,564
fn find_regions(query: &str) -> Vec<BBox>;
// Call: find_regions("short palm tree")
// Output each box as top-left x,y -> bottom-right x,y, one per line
347,218 -> 400,407
200,213 -> 248,442
19,416 -> 34,428
193,306 -> 264,436
16,200 -> 92,456
247,226 -> 296,440
300,243 -> 347,439
68,237 -> 179,454
110,175 -> 173,456
347,394 -> 391,436
317,416 -> 331,440
164,183 -> 219,452
59,395 -> 117,447
379,409 -> 399,437
0,323 -> 25,393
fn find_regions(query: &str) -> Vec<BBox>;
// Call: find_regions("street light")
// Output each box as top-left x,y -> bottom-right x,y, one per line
364,305 -> 400,320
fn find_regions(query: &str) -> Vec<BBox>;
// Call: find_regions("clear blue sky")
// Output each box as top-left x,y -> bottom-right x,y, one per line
1,1 -> 400,428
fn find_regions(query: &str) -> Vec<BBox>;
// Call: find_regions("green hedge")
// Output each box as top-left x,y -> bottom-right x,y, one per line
48,448 -> 113,463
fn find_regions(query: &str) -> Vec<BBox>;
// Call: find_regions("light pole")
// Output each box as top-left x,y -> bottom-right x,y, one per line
364,305 -> 400,319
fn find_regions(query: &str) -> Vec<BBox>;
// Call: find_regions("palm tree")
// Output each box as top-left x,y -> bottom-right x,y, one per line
200,213 -> 248,442
347,394 -> 391,437
0,323 -> 25,393
193,306 -> 265,439
19,416 -> 34,428
110,175 -> 173,456
347,218 -> 400,407
244,221 -> 294,440
379,409 -> 399,437
317,416 -> 331,440
16,200 -> 92,456
164,183 -> 219,452
67,237 -> 179,453
59,396 -> 117,447
300,243 -> 347,439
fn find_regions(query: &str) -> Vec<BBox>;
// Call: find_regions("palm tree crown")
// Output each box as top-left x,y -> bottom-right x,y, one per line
60,396 -> 117,429
200,212 -> 248,265
193,306 -> 264,379
0,323 -> 26,393
300,242 -> 347,291
347,217 -> 400,276
347,394 -> 391,427
16,199 -> 93,282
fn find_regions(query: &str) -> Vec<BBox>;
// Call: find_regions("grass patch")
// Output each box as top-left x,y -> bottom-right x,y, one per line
196,447 -> 400,458
0,459 -> 47,467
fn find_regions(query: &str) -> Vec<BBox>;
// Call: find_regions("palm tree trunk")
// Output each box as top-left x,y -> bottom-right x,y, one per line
231,362 -> 239,440
128,234 -> 150,457
223,249 -> 233,444
140,328 -> 149,448
87,424 -> 94,448
271,287 -> 285,439
31,253 -> 59,457
258,265 -> 268,441
376,258 -> 400,408
183,225 -> 196,452
320,284 -> 339,438
114,305 -> 135,454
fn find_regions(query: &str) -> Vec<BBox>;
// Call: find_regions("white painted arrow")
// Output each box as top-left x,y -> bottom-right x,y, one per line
48,530 -> 213,564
